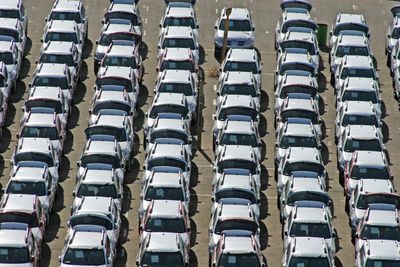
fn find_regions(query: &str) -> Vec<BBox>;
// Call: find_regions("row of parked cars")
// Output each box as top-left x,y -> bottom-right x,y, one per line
273,1 -> 339,266
328,8 -> 400,267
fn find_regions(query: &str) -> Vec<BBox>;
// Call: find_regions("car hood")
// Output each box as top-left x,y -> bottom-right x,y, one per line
218,30 -> 254,40
280,0 -> 312,11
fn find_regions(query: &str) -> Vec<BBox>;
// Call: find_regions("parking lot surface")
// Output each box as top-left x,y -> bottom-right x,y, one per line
1,0 -> 399,266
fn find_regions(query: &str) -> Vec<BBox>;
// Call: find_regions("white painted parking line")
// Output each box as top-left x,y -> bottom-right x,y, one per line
213,85 -> 217,91
146,6 -> 149,12
262,73 -> 274,76
145,18 -> 148,24
352,4 -> 358,11
216,8 -> 218,14
143,30 -> 146,36
213,99 -> 217,105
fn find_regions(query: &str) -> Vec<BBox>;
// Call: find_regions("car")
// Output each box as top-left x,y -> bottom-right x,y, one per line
344,150 -> 393,200
0,0 -> 28,36
282,236 -> 335,267
11,137 -> 60,182
0,61 -> 12,102
275,118 -> 321,167
217,71 -> 260,108
94,22 -> 141,70
139,170 -> 190,220
103,0 -> 142,37
77,135 -> 126,184
219,48 -> 262,89
283,203 -> 336,253
277,147 -> 325,196
0,17 -> 27,57
88,88 -> 136,125
280,173 -> 330,221
154,69 -> 198,118
329,13 -> 369,49
17,108 -> 66,159
0,194 -> 46,246
210,232 -> 265,267
59,228 -> 115,267
140,200 -> 191,252
214,115 -> 261,160
41,19 -> 84,57
159,4 -> 199,39
0,89 -> 7,138
214,8 -> 255,56
213,145 -> 261,190
349,179 -> 399,235
46,0 -> 88,41
337,125 -> 385,173
95,65 -> 140,104
143,141 -> 191,187
335,101 -> 382,143
158,26 -> 199,62
98,40 -> 143,82
72,166 -> 123,211
23,86 -> 69,130
4,163 -> 57,217
144,114 -> 193,158
69,196 -> 120,251
30,63 -> 76,104
355,239 -> 400,267
136,232 -> 189,267
333,55 -> 378,94
386,7 -> 400,56
212,95 -> 259,140
274,56 -> 317,90
38,41 -> 82,83
209,203 -> 259,255
330,33 -> 371,74
336,77 -> 381,117
0,222 -> 39,266
144,92 -> 192,133
355,204 -> 400,252
212,170 -> 260,220
275,94 -> 322,138
0,40 -> 22,88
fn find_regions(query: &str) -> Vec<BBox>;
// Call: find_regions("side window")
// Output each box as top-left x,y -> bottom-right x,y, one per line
20,5 -> 26,21
47,173 -> 53,192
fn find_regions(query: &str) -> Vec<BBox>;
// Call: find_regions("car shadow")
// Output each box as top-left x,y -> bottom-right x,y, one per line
260,192 -> 268,220
39,243 -> 51,267
189,219 -> 197,247
321,142 -> 329,165
189,250 -> 198,267
138,84 -> 149,108
59,155 -> 70,183
67,106 -> 80,130
79,61 -> 89,81
44,212 -> 60,243
317,72 -> 327,93
115,246 -> 127,267
4,103 -> 16,127
260,90 -> 269,112
19,58 -> 31,80
190,162 -> 199,188
260,164 -> 269,191
124,158 -> 140,184
318,96 -> 325,115
121,186 -> 132,214
53,184 -> 64,213
189,188 -> 198,217
140,41 -> 148,60
12,80 -> 26,103
63,130 -> 74,154
260,221 -> 268,250
382,121 -> 389,143
0,128 -> 11,153
198,45 -> 205,65
118,215 -> 130,245
134,108 -> 144,132
24,37 -> 32,57
82,39 -> 93,60
72,82 -> 87,105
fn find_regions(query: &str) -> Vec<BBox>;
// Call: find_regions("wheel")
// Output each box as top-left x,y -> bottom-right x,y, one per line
330,72 -> 335,87
345,199 -> 349,214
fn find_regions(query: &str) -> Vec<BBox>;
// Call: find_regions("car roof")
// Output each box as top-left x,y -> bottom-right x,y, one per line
53,0 -> 82,12
358,179 -> 394,194
223,119 -> 254,134
99,65 -> 133,79
165,6 -> 194,18
365,240 -> 400,260
223,235 -> 255,254
153,117 -> 186,132
149,171 -> 182,187
290,177 -> 325,192
42,41 -> 75,54
342,101 -> 375,115
282,52 -> 312,64
160,69 -> 191,82
223,71 -> 253,84
226,48 -> 257,62
164,26 -> 194,39
281,73 -> 315,87
221,8 -> 250,20
96,90 -> 129,103
286,147 -> 321,164
146,232 -> 180,252
292,237 -> 328,257
104,22 -> 132,34
29,86 -> 63,101
149,200 -> 182,218
220,94 -> 256,109
293,205 -> 328,223
283,97 -> 314,112
163,47 -> 192,61
1,194 -> 36,213
354,151 -> 385,167
36,63 -> 67,76
76,196 -> 112,215
219,203 -> 253,220
337,34 -> 368,46
343,77 -> 378,91
10,165 -> 47,182
153,92 -> 186,106
0,40 -> 15,52
336,13 -> 365,25
85,138 -> 117,154
24,112 -> 56,127
47,19 -> 78,31
220,173 -> 253,189
16,137 -> 53,153
106,44 -> 135,57
0,18 -> 20,30
282,121 -> 315,137
94,114 -> 127,128
150,143 -> 185,158
0,228 -> 29,247
345,125 -> 379,139
219,145 -> 256,162
68,230 -> 105,249
365,204 -> 399,227
342,55 -> 373,68
81,168 -> 115,184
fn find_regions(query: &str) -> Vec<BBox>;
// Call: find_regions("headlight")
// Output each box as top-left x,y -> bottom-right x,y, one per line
94,52 -> 104,61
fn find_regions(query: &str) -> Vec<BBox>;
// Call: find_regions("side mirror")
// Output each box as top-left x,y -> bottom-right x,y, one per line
72,191 -> 76,197
40,39 -> 43,43
212,114 -> 216,120
138,21 -> 142,26
35,59 -> 38,64
28,82 -> 32,88
153,89 -> 157,94
16,133 -> 20,139
187,226 -> 191,232
88,109 -> 92,114
159,23 -> 162,28
139,225 -> 143,231
101,18 -> 105,24
216,91 -> 220,96
59,135 -> 63,139
1,188 -> 4,193
211,196 -> 215,202
44,17 -> 48,22
284,231 -> 288,236
155,67 -> 159,72
157,45 -> 161,49
58,256 -> 62,263
47,189 -> 51,195
351,203 -> 355,208
95,40 -> 99,45
77,161 -> 80,167
214,25 -> 217,29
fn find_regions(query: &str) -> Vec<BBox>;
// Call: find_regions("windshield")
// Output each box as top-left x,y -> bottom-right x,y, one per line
357,195 -> 400,210
0,29 -> 19,42
21,126 -> 58,140
0,9 -> 20,20
149,105 -> 188,119
142,252 -> 183,267
69,216 -> 112,230
289,222 -> 331,238
45,32 -> 78,44
224,61 -> 258,74
279,63 -> 315,75
150,130 -> 189,144
393,27 -> 400,39
280,85 -> 317,98
40,53 -> 74,66
280,110 -> 319,124
280,136 -> 317,149
158,83 -> 193,96
7,181 -> 46,196
0,213 -> 38,227
162,38 -> 195,50
96,77 -> 133,93
335,46 -> 369,57
351,166 -> 389,180
0,247 -> 29,263
219,253 -> 260,267
81,154 -> 121,169
14,152 -> 54,167
161,60 -> 195,72
289,257 -> 329,267
282,21 -> 316,34
145,186 -> 184,201
220,133 -> 257,147
219,19 -> 251,31
145,218 -> 186,233
50,11 -> 82,23
341,115 -> 379,127
148,158 -> 186,171
344,139 -> 382,152
25,100 -> 63,114
360,225 -> 400,240
215,189 -> 256,204
164,17 -> 195,29
93,101 -> 131,115
63,248 -> 105,265
340,68 -> 375,79
218,107 -> 258,121
102,56 -> 136,68
99,33 -> 139,46
221,84 -> 257,97
0,52 -> 13,65
366,259 -> 400,266
104,12 -> 139,25
342,90 -> 378,103
281,41 -> 315,55
86,127 -> 126,142
215,220 -> 257,234
283,162 -> 324,176
217,159 -> 257,175
77,184 -> 117,199
32,76 -> 69,89
287,191 -> 330,206
334,24 -> 368,36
